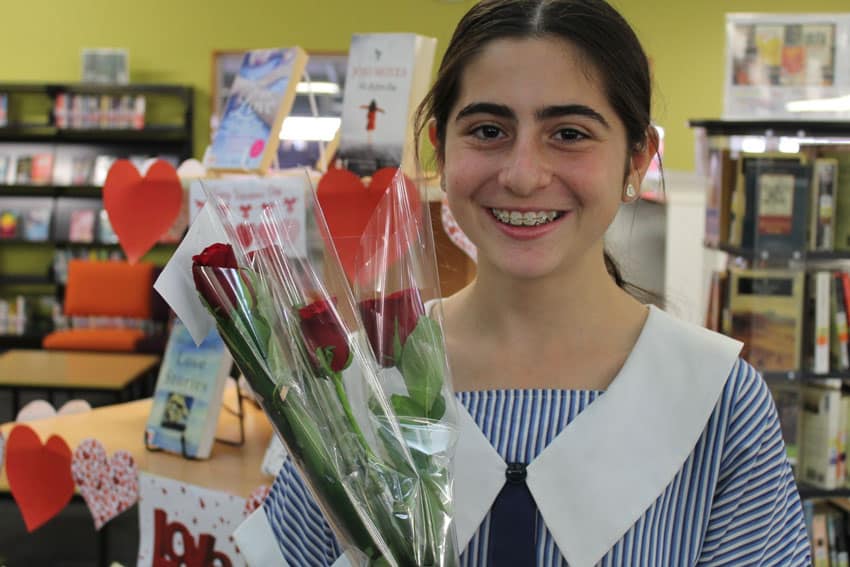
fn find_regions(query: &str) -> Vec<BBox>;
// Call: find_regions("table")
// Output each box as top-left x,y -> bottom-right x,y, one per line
0,350 -> 160,416
0,388 -> 273,566
0,389 -> 273,496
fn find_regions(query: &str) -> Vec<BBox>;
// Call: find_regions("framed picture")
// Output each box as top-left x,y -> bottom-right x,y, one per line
210,50 -> 246,130
724,13 -> 850,120
81,48 -> 129,84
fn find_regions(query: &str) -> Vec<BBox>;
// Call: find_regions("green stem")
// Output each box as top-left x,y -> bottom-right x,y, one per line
331,372 -> 378,462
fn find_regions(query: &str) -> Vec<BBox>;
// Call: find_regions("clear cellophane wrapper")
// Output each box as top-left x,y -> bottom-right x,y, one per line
192,168 -> 459,566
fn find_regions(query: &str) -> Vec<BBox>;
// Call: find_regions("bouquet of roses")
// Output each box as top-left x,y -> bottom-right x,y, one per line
191,169 -> 459,566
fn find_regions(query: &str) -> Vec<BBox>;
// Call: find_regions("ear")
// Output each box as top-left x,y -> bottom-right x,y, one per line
629,125 -> 660,185
428,119 -> 439,150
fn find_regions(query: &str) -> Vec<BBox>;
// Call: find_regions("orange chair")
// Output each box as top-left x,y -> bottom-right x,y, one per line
42,259 -> 161,352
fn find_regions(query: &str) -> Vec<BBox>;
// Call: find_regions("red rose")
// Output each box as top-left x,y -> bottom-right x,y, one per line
298,299 -> 352,373
192,243 -> 252,315
359,288 -> 424,367
192,243 -> 238,269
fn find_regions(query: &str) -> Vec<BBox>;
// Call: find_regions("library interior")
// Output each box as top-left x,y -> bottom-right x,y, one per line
0,0 -> 849,565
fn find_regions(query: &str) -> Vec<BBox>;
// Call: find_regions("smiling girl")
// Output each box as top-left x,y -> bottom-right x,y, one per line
254,1 -> 810,565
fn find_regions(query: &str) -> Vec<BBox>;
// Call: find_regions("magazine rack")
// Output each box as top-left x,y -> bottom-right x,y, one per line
143,385 -> 247,460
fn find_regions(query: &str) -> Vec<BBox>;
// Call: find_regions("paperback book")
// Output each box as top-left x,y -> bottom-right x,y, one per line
337,33 -> 437,177
145,320 -> 233,459
205,47 -> 308,173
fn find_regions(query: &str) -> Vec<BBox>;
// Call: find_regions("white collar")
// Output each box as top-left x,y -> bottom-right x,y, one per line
452,305 -> 742,567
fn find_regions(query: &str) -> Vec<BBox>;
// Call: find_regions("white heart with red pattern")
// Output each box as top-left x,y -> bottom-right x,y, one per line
71,438 -> 139,530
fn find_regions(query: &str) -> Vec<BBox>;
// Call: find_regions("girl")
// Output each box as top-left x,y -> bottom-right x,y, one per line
250,1 -> 810,564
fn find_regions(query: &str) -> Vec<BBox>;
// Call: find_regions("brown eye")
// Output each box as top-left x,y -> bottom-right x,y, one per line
554,128 -> 587,142
473,124 -> 504,139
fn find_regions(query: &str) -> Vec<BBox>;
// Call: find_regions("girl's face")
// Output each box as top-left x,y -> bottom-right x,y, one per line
440,37 -> 651,282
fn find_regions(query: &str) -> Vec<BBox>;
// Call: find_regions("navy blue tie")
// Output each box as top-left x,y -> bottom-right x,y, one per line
489,462 -> 537,566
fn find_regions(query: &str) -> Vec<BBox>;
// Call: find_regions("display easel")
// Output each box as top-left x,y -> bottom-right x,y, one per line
143,383 -> 247,460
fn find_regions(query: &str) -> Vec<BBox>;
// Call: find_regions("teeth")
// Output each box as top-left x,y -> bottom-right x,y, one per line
491,208 -> 560,226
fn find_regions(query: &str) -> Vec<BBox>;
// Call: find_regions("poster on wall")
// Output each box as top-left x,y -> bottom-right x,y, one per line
724,13 -> 850,120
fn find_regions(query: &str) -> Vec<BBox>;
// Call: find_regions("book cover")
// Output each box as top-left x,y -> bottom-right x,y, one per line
810,158 -> 839,251
14,156 -> 32,184
0,155 -> 9,184
0,209 -> 20,239
30,153 -> 54,185
769,381 -> 802,465
743,159 -> 811,256
145,320 -> 233,459
68,209 -> 96,243
813,271 -> 832,374
812,511 -> 831,567
704,148 -> 735,247
801,385 -> 843,490
206,47 -> 308,173
729,152 -> 804,247
0,93 -> 7,127
832,272 -> 850,371
97,209 -> 118,244
337,33 -> 437,177
727,267 -> 805,372
824,151 -> 850,251
91,155 -> 116,186
22,208 -> 51,242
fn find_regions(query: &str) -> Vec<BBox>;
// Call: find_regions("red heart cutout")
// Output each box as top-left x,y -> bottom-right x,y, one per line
71,438 -> 139,530
316,167 -> 420,281
6,425 -> 75,532
103,159 -> 183,264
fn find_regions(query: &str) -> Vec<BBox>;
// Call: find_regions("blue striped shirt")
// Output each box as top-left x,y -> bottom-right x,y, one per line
263,358 -> 811,566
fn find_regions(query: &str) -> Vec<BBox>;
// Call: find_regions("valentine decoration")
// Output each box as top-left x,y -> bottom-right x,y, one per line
5,425 -> 75,532
71,438 -> 139,530
103,159 -> 183,263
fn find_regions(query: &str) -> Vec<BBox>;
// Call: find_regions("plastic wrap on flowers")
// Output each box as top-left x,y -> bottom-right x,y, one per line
191,170 -> 459,567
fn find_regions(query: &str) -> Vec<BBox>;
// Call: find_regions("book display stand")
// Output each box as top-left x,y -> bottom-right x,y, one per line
143,384 -> 247,460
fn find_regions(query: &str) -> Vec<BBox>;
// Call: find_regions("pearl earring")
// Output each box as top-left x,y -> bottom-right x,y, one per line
625,183 -> 636,199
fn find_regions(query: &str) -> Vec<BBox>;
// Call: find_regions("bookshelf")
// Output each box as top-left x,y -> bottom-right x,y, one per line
690,118 -> 850,504
0,82 -> 193,350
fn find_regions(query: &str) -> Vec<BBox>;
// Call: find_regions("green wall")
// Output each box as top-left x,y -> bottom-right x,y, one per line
1,0 -> 848,171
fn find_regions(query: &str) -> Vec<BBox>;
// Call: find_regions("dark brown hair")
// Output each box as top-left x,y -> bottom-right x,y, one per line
414,0 -> 662,302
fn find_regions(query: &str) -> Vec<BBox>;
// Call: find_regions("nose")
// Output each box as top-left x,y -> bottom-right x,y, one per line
498,134 -> 553,195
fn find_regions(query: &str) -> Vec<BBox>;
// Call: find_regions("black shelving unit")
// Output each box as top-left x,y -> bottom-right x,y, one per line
0,81 -> 194,344
689,119 -> 850,138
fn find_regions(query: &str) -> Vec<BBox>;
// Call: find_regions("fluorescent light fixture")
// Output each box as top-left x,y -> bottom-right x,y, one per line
785,94 -> 850,113
740,136 -> 767,153
778,137 -> 801,153
280,116 -> 341,141
295,81 -> 341,95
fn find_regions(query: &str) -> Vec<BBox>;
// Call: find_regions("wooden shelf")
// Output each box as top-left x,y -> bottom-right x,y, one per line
0,125 -> 189,144
707,243 -> 850,263
798,483 -> 850,500
0,275 -> 53,285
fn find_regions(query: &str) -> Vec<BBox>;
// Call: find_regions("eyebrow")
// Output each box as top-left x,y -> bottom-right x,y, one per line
454,102 -> 610,129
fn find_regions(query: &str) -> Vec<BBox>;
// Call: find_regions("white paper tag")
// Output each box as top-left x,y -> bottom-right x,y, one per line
153,203 -> 229,345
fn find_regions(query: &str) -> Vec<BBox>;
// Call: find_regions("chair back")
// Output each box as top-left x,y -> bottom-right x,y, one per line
64,259 -> 155,319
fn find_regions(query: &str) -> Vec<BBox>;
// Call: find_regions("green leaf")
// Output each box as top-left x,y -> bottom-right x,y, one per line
390,394 -> 425,418
429,394 -> 446,420
398,316 -> 446,417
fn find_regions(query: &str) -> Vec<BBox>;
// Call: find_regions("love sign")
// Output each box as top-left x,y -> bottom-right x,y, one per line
137,473 -> 246,567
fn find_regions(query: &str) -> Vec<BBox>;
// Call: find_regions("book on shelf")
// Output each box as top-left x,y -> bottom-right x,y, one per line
91,155 -> 116,186
742,157 -> 811,256
205,47 -> 309,173
810,157 -> 839,252
68,209 -> 96,243
97,209 -> 118,244
725,267 -> 805,373
14,156 -> 32,184
823,150 -> 850,252
727,152 -> 805,247
704,269 -> 727,332
337,33 -> 438,178
22,208 -> 51,242
810,271 -> 833,375
29,153 -> 54,185
0,155 -> 10,184
800,384 -> 843,490
144,319 -> 233,460
0,209 -> 20,239
704,148 -> 735,247
0,93 -> 7,127
832,273 -> 850,371
769,381 -> 802,465
812,509 -> 831,567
